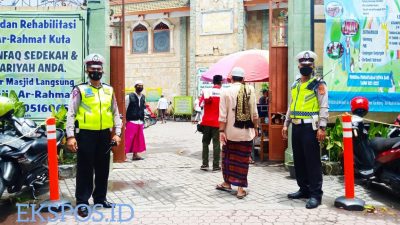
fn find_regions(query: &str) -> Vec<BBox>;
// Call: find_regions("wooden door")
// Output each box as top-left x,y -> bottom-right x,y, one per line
268,47 -> 288,161
110,46 -> 126,162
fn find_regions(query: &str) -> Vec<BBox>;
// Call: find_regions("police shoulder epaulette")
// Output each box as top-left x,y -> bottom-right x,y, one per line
101,82 -> 111,87
74,82 -> 88,88
291,78 -> 300,89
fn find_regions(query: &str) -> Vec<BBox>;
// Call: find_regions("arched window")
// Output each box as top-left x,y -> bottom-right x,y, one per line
132,24 -> 148,53
153,22 -> 170,53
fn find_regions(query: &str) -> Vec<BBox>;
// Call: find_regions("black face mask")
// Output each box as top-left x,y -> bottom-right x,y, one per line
299,67 -> 313,76
88,71 -> 103,81
136,87 -> 143,93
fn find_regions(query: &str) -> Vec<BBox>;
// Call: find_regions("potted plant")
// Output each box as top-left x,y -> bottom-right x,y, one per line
322,118 -> 343,175
285,161 -> 296,179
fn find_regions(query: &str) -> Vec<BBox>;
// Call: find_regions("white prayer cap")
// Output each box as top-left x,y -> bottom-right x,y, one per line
134,80 -> 143,86
231,67 -> 245,78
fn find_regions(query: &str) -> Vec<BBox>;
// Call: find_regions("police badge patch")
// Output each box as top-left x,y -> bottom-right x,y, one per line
85,88 -> 95,97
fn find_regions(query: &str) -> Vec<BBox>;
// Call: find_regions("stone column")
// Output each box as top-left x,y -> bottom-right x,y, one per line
237,0 -> 245,51
87,0 -> 110,82
170,25 -> 175,53
285,0 -> 311,163
126,26 -> 131,54
189,0 -> 197,97
148,29 -> 153,54
262,10 -> 269,50
180,17 -> 188,95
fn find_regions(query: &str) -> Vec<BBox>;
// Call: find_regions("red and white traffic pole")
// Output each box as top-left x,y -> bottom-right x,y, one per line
334,113 -> 364,211
40,117 -> 70,212
46,117 -> 59,201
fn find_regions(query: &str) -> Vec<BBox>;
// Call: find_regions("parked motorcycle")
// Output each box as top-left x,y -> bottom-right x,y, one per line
144,104 -> 157,128
0,96 -> 64,199
351,97 -> 400,194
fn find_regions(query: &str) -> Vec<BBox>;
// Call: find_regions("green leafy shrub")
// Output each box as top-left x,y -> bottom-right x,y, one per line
50,105 -> 68,129
324,118 -> 343,162
50,104 -> 76,165
367,122 -> 390,139
1,90 -> 26,118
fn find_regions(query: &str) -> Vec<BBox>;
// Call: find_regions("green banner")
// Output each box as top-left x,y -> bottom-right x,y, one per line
146,87 -> 162,102
173,96 -> 193,115
0,11 -> 86,119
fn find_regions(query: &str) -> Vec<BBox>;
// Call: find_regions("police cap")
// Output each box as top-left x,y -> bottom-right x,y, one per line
295,50 -> 317,66
84,53 -> 105,69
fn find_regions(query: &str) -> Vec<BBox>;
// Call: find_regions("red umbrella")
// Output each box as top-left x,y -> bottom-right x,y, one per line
201,49 -> 269,82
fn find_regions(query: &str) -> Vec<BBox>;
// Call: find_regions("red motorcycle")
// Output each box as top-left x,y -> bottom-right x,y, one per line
144,104 -> 157,128
351,97 -> 400,194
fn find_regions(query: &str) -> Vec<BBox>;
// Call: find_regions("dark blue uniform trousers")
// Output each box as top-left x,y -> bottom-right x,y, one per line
76,129 -> 111,205
292,123 -> 323,200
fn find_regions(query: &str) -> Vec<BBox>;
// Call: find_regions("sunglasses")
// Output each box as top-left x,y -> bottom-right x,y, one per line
299,58 -> 314,63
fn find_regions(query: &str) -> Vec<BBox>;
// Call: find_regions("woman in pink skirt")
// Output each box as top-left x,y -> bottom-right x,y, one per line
125,80 -> 146,160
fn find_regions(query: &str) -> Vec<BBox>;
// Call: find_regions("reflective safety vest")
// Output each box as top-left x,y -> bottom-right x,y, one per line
290,78 -> 319,119
75,84 -> 114,130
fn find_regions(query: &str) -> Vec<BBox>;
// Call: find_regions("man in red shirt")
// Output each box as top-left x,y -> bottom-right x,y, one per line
200,75 -> 223,171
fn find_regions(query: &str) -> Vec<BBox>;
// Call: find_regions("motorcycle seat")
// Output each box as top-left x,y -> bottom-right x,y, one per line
0,139 -> 33,157
30,137 -> 48,153
26,129 -> 63,153
370,137 -> 400,153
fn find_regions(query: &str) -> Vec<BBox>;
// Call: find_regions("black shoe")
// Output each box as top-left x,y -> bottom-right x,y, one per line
212,167 -> 221,171
200,165 -> 209,171
77,206 -> 89,218
305,197 -> 321,209
94,200 -> 114,208
287,191 -> 310,199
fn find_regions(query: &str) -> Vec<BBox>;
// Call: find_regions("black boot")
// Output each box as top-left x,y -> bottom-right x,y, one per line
287,190 -> 310,199
305,197 -> 321,209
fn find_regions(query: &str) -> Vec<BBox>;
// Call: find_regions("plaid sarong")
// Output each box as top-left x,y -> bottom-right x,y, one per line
222,140 -> 253,187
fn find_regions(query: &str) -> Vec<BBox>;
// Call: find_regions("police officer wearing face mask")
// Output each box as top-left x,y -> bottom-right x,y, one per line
66,53 -> 122,217
282,51 -> 329,209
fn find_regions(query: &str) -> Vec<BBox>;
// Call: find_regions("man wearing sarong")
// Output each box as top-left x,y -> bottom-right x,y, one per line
125,80 -> 146,161
217,67 -> 258,199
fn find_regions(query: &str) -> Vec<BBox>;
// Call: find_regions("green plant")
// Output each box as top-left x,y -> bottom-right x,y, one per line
1,90 -> 26,118
324,118 -> 343,162
368,122 -> 390,139
261,82 -> 269,92
58,146 -> 77,165
50,104 -> 68,129
49,104 -> 76,164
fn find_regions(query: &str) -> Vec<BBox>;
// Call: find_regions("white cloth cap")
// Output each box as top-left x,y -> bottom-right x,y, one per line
295,50 -> 317,65
231,67 -> 245,78
134,80 -> 144,86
